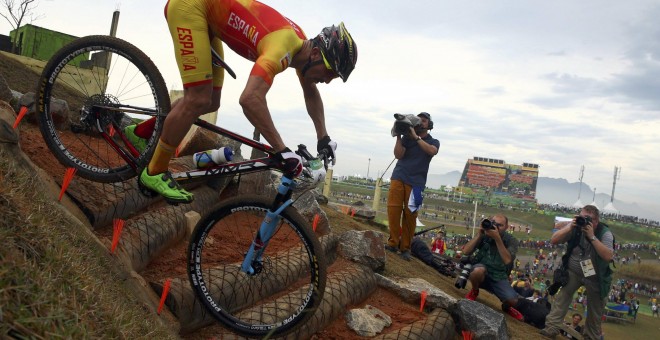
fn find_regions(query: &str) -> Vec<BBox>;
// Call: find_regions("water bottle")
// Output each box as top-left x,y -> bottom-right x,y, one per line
193,146 -> 233,169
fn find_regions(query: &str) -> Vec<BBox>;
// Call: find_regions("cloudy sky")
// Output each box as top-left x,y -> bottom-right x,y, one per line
2,0 -> 659,219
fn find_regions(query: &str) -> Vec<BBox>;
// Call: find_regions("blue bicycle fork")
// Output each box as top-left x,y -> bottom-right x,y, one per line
240,176 -> 296,275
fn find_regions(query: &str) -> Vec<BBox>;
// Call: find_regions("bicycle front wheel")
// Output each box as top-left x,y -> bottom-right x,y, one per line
188,195 -> 326,338
35,35 -> 170,183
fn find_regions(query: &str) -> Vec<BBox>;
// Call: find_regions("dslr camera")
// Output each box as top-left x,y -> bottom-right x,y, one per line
454,256 -> 475,289
481,219 -> 496,230
575,215 -> 592,227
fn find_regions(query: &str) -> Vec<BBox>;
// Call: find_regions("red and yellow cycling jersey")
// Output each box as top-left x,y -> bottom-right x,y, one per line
165,0 -> 307,88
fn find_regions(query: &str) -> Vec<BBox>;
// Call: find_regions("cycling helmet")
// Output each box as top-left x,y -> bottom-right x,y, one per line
314,22 -> 357,82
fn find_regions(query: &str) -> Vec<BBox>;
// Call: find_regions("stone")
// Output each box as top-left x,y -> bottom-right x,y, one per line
454,299 -> 509,340
0,100 -> 19,144
19,92 -> 70,130
0,75 -> 12,103
375,274 -> 458,311
346,305 -> 392,337
338,230 -> 386,271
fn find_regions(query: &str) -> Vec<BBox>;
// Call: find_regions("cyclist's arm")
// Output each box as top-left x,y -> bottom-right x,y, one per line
240,75 -> 286,151
298,74 -> 329,140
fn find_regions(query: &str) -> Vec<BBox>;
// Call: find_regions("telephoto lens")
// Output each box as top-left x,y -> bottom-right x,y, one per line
454,262 -> 473,289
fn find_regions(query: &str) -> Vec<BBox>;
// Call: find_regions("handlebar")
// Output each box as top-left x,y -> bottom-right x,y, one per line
294,144 -> 328,187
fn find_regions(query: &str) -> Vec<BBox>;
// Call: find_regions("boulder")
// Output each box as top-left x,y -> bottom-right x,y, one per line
338,230 -> 386,271
346,305 -> 392,337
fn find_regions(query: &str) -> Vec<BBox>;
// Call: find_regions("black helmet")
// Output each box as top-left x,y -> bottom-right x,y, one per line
314,22 -> 357,82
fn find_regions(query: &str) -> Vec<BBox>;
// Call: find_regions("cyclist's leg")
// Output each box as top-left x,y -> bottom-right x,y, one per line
140,0 -> 217,203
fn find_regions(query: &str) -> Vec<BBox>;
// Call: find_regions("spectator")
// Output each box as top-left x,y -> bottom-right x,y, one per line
431,235 -> 446,254
541,205 -> 614,339
559,313 -> 584,339
385,112 -> 439,261
461,214 -> 524,320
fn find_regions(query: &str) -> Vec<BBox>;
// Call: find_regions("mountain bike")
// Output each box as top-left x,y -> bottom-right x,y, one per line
35,35 -> 327,338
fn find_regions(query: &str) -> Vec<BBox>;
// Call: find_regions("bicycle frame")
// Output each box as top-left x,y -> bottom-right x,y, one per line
170,119 -> 280,185
94,104 -> 282,184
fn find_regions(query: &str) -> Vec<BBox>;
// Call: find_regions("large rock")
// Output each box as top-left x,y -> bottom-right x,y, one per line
0,75 -> 12,104
19,92 -> 70,130
0,101 -> 18,144
375,274 -> 458,311
453,299 -> 508,340
338,230 -> 386,271
346,305 -> 392,337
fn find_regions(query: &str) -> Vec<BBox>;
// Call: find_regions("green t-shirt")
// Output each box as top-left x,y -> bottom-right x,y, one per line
473,233 -> 518,281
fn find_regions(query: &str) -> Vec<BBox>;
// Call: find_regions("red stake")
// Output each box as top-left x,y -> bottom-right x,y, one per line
111,219 -> 125,253
312,214 -> 320,232
12,106 -> 28,129
157,279 -> 172,315
420,290 -> 428,312
58,168 -> 77,201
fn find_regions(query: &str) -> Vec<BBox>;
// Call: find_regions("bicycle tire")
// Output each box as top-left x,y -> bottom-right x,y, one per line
35,35 -> 170,183
188,195 -> 326,338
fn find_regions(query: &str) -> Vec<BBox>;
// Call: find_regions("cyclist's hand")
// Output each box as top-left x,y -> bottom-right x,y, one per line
317,136 -> 337,165
275,147 -> 303,177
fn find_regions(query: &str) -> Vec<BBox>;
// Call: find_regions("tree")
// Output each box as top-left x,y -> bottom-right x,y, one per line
0,0 -> 42,53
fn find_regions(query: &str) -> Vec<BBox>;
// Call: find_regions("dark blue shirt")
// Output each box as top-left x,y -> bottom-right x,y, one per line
390,134 -> 440,187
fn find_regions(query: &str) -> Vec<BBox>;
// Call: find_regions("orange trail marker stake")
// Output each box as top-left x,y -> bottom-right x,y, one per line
158,278 -> 172,315
420,290 -> 427,312
312,214 -> 320,232
58,168 -> 77,201
351,208 -> 356,217
111,219 -> 125,253
12,106 -> 28,129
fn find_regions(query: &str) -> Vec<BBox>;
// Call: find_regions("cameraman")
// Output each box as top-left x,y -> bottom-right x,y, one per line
461,214 -> 524,320
385,112 -> 439,261
540,205 -> 614,339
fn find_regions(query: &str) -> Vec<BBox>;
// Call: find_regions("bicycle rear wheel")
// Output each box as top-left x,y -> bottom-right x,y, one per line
35,35 -> 170,183
188,195 -> 326,338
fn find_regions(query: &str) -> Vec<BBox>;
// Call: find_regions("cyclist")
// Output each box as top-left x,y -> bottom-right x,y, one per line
125,0 -> 357,204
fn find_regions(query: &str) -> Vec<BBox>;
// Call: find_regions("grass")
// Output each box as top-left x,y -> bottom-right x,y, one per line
615,262 -> 660,283
0,150 -> 177,339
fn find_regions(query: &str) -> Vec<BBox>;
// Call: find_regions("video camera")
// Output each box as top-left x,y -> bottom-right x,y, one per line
391,113 -> 421,137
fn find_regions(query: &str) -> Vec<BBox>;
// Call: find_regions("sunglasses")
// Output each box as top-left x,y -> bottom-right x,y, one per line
321,53 -> 339,77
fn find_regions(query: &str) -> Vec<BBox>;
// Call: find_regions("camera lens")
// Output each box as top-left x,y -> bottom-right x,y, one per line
454,263 -> 473,289
576,216 -> 591,227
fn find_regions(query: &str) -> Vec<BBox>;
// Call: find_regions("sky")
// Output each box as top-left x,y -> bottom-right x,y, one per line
1,0 -> 659,220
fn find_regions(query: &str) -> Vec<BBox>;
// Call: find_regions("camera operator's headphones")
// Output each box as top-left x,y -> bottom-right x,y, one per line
417,112 -> 433,130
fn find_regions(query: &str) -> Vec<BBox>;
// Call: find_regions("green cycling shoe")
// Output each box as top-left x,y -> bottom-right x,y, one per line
139,168 -> 194,204
124,124 -> 149,154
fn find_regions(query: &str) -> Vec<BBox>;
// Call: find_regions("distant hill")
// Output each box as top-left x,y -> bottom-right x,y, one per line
426,172 -> 658,221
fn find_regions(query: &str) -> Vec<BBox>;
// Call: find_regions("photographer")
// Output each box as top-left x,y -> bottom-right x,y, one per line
540,205 -> 614,339
460,214 -> 524,320
385,112 -> 439,261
